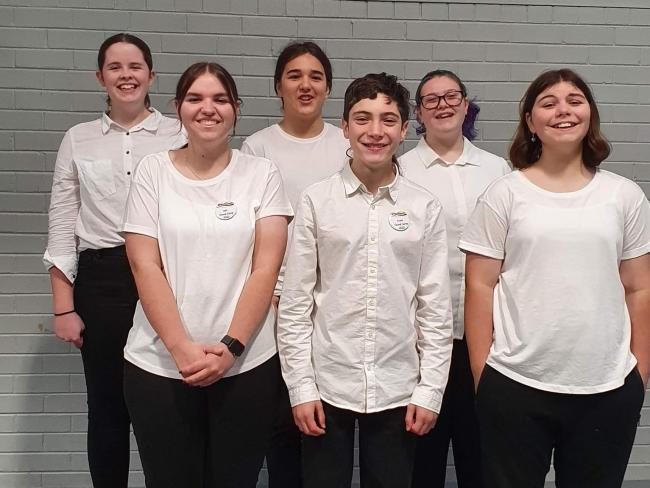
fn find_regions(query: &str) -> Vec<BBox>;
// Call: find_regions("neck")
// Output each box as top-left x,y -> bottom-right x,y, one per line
279,115 -> 325,139
182,138 -> 232,178
424,131 -> 464,163
108,103 -> 151,129
535,144 -> 586,176
350,158 -> 396,195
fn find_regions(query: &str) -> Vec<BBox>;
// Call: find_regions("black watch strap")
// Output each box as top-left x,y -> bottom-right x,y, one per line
221,335 -> 245,357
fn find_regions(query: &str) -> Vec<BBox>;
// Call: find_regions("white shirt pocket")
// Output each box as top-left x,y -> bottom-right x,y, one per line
75,159 -> 117,200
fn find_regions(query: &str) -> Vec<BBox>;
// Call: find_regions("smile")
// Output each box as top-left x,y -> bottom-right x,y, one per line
117,83 -> 137,91
551,122 -> 577,129
362,142 -> 388,151
197,119 -> 218,126
435,112 -> 454,119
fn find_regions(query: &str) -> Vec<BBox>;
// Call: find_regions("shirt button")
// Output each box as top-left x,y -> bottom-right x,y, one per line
368,299 -> 375,306
126,150 -> 130,154
371,204 -> 375,209
370,235 -> 376,242
127,171 -> 131,175
126,132 -> 130,136
369,268 -> 375,274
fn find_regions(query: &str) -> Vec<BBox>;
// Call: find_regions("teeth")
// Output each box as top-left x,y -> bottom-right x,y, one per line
119,84 -> 136,90
199,120 -> 217,126
554,122 -> 575,128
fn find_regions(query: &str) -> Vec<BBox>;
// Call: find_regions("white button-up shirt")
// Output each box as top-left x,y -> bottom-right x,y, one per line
44,109 -> 185,282
278,162 -> 453,414
399,137 -> 510,339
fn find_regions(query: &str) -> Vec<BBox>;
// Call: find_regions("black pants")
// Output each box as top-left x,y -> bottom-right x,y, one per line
412,339 -> 482,488
267,383 -> 303,487
302,402 -> 417,488
123,355 -> 281,488
476,365 -> 645,488
74,246 -> 138,488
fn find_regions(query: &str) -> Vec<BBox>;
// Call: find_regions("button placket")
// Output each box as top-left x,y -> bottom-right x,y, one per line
124,130 -> 134,177
364,200 -> 379,410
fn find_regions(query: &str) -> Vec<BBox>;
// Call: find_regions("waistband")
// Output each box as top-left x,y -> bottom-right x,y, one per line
79,245 -> 127,258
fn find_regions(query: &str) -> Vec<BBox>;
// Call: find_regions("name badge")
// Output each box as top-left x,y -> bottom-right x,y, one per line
389,211 -> 409,231
215,201 -> 237,220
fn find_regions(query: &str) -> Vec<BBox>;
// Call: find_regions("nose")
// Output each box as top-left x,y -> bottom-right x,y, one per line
298,75 -> 311,90
556,100 -> 571,115
367,119 -> 383,138
200,99 -> 216,114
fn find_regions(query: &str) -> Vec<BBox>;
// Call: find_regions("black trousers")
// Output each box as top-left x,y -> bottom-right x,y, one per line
123,355 -> 281,488
412,339 -> 482,488
302,402 -> 417,488
266,383 -> 303,487
74,246 -> 138,488
476,365 -> 645,488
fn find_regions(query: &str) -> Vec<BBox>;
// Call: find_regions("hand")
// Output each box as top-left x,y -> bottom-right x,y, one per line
293,400 -> 326,436
180,342 -> 236,387
405,404 -> 437,436
169,339 -> 207,375
473,364 -> 486,394
53,312 -> 85,349
272,295 -> 280,312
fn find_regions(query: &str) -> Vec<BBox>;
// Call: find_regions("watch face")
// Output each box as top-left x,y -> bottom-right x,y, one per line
222,335 -> 244,357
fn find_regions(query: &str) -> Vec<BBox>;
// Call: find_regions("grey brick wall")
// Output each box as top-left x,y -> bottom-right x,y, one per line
0,1 -> 649,487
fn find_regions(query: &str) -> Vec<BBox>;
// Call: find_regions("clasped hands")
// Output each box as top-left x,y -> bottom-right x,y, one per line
171,340 -> 236,388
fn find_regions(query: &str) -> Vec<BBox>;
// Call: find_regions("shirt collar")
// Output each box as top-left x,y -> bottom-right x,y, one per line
415,136 -> 481,168
341,159 -> 400,203
101,108 -> 163,135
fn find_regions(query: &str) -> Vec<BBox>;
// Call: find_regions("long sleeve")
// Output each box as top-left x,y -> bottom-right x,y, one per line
44,130 -> 80,283
277,192 -> 320,407
411,200 -> 454,413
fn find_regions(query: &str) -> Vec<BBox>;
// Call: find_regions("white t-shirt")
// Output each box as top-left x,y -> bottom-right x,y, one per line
122,150 -> 293,379
459,169 -> 650,394
400,137 -> 510,339
241,122 -> 348,294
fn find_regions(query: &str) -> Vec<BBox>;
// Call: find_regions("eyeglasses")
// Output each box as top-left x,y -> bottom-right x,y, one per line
420,90 -> 465,109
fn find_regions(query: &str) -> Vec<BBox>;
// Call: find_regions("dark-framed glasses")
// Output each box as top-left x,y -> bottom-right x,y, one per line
420,90 -> 464,109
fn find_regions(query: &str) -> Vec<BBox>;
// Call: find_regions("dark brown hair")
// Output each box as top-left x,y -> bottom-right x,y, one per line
97,33 -> 153,109
274,41 -> 333,95
509,68 -> 610,169
343,72 -> 410,124
174,62 -> 241,131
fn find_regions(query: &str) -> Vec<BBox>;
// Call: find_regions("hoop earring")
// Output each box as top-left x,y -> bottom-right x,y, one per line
345,147 -> 353,159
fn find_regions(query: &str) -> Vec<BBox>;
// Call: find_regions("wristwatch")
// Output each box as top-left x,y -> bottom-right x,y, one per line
221,335 -> 245,357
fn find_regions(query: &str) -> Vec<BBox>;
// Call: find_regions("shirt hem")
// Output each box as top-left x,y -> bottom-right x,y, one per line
458,240 -> 504,260
621,243 -> 650,260
485,359 -> 637,394
318,393 -> 410,414
122,223 -> 158,239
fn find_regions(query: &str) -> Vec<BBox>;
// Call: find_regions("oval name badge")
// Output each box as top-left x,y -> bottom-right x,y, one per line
215,201 -> 237,220
389,210 -> 409,231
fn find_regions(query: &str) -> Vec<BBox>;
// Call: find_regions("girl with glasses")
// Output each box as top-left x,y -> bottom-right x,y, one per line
399,69 -> 509,488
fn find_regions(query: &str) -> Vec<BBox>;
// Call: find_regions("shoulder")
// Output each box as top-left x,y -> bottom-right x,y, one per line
398,145 -> 420,168
299,171 -> 341,203
478,171 -> 519,203
466,140 -> 509,169
241,125 -> 278,151
156,112 -> 182,132
322,122 -> 345,140
597,169 -> 647,203
133,151 -> 170,180
231,150 -> 280,184
66,117 -> 103,141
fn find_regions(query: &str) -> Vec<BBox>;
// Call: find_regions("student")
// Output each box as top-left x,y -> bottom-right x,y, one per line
241,40 -> 348,487
278,72 -> 453,488
461,68 -> 650,488
121,62 -> 292,488
400,69 -> 509,488
44,33 -> 184,488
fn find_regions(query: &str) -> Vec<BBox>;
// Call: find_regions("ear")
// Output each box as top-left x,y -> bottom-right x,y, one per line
148,69 -> 155,87
275,81 -> 283,98
400,120 -> 409,142
96,70 -> 105,88
341,118 -> 349,139
525,112 -> 534,135
461,97 -> 469,117
235,99 -> 242,116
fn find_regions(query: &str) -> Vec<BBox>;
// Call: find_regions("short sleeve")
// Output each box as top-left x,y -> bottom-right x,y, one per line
122,156 -> 160,239
459,194 -> 508,260
622,186 -> 650,260
256,163 -> 294,221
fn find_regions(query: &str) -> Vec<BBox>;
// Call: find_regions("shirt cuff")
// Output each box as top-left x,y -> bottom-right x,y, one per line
288,382 -> 321,407
409,385 -> 443,414
43,249 -> 78,284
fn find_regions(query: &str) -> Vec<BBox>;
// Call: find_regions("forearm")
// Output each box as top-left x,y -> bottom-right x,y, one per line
629,288 -> 650,384
226,266 -> 278,345
464,281 -> 495,385
131,262 -> 188,352
49,267 -> 74,312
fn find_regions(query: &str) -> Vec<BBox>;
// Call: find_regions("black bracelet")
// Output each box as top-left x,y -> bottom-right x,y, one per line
54,310 -> 75,317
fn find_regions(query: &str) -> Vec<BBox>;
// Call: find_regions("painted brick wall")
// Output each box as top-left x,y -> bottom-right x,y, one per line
0,1 -> 649,487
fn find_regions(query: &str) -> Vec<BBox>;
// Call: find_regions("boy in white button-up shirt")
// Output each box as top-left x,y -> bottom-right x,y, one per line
278,73 -> 453,487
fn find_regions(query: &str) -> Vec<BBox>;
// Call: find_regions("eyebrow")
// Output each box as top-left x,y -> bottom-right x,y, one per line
285,68 -> 325,76
538,92 -> 586,102
351,110 -> 400,117
185,91 -> 229,97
